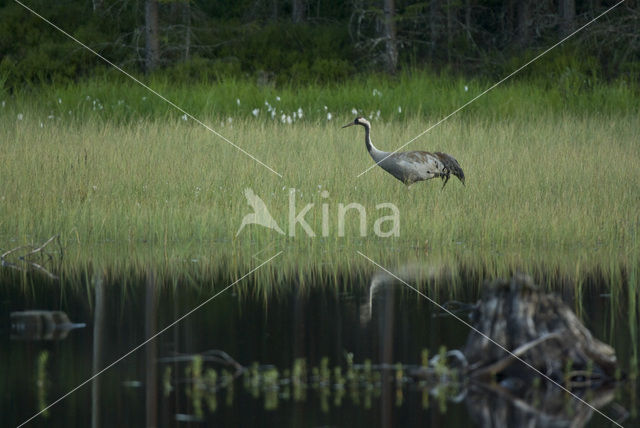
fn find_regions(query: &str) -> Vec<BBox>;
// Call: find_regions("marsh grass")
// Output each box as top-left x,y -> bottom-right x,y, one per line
1,74 -> 639,290
4,70 -> 639,125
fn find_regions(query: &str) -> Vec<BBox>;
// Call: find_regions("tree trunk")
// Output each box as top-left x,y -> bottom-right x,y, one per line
292,0 -> 305,23
145,0 -> 160,73
92,0 -> 103,13
145,271 -> 158,428
589,0 -> 602,18
502,0 -> 514,42
383,0 -> 398,74
446,0 -> 454,62
559,0 -> 576,38
464,274 -> 617,381
429,0 -> 440,59
516,0 -> 530,47
91,274 -> 105,428
183,0 -> 191,61
465,0 -> 472,35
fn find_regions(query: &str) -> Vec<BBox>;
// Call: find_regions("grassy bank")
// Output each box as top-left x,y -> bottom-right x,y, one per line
4,70 -> 639,124
1,74 -> 639,289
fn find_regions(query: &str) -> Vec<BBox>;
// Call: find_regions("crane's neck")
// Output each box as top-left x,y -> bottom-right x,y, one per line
362,123 -> 389,164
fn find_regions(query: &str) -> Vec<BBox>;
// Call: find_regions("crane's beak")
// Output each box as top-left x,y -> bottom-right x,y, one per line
342,122 -> 355,128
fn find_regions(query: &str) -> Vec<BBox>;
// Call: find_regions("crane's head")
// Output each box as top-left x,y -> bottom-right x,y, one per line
342,116 -> 370,129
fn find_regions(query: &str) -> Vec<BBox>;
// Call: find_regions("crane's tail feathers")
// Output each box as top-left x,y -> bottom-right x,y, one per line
435,152 -> 465,186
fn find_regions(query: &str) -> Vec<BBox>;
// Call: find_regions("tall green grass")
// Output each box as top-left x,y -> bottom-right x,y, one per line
4,70 -> 638,125
1,73 -> 639,289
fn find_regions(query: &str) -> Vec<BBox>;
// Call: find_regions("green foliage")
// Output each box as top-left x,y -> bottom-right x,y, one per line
212,21 -> 354,85
163,55 -> 242,82
0,1 -> 134,88
1,0 -> 638,90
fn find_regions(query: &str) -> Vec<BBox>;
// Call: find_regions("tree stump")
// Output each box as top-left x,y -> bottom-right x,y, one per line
464,274 -> 617,386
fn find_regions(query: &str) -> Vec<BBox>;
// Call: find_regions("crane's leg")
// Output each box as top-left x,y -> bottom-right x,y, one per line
441,173 -> 450,190
404,177 -> 415,189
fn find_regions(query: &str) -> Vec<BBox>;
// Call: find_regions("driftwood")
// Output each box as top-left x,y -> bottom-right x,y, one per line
464,273 -> 618,386
1,235 -> 62,280
10,310 -> 85,341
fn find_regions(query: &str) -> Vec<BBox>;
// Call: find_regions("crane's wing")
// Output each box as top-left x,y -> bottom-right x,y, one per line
385,151 -> 465,186
385,151 -> 448,184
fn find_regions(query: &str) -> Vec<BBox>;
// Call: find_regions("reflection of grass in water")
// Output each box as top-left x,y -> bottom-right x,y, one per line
1,79 -> 639,290
171,351 -> 461,415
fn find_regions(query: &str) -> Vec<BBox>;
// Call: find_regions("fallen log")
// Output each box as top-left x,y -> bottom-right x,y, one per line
10,310 -> 85,341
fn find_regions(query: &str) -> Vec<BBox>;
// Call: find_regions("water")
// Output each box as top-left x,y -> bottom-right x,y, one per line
1,271 -> 637,427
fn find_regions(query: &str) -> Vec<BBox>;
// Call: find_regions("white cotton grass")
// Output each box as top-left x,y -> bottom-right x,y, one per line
31,91 -> 409,124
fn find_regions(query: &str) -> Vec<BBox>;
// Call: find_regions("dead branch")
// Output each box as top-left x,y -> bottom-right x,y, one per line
469,331 -> 564,378
1,235 -> 62,280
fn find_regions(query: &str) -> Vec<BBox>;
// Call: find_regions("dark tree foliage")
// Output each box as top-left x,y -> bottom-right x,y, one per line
0,0 -> 638,89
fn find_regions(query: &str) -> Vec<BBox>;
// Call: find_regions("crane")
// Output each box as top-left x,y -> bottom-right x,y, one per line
342,117 -> 465,189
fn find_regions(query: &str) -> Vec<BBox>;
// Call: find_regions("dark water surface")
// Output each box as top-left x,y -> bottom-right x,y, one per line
1,271 -> 637,427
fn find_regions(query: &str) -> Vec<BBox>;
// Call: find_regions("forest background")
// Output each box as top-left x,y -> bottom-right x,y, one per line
1,0 -> 638,89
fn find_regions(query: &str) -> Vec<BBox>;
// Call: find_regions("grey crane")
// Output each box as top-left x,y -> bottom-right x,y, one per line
343,117 -> 465,189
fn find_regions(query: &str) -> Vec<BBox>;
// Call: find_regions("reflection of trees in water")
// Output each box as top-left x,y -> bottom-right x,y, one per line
92,274 -> 105,428
84,267 -> 626,427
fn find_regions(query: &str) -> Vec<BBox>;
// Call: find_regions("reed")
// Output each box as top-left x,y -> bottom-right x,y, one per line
1,73 -> 638,290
